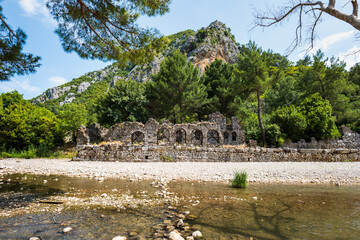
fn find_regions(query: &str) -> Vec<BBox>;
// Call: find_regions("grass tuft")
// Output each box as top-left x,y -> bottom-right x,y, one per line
232,171 -> 247,188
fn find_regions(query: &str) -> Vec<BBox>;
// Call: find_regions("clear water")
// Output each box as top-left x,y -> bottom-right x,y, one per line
0,174 -> 359,239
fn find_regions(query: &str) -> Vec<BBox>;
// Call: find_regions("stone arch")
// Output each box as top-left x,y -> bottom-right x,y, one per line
175,128 -> 186,144
131,131 -> 145,145
223,131 -> 229,144
191,129 -> 203,146
232,132 -> 237,142
157,128 -> 170,145
208,129 -> 220,145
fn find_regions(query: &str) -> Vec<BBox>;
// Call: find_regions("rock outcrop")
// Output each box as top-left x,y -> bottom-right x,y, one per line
77,82 -> 91,94
33,86 -> 73,103
34,20 -> 241,105
110,20 -> 240,86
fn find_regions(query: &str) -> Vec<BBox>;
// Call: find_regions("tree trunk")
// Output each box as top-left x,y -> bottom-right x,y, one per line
257,90 -> 266,146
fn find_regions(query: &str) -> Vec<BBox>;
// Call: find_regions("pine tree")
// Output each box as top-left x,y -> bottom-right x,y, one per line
0,3 -> 40,81
150,50 -> 208,123
202,59 -> 242,117
237,42 -> 271,146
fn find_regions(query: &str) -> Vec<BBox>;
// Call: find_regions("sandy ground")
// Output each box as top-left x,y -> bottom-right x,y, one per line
1,158 -> 360,184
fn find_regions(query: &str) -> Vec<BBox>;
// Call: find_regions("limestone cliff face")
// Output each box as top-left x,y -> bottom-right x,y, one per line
185,20 -> 239,73
33,64 -> 120,105
110,20 -> 239,85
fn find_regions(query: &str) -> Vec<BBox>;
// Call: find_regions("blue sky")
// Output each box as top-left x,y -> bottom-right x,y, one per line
1,0 -> 359,99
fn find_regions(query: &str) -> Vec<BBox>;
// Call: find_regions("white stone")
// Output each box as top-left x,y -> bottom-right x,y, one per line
192,230 -> 203,238
169,230 -> 185,240
62,227 -> 73,233
112,236 -> 127,240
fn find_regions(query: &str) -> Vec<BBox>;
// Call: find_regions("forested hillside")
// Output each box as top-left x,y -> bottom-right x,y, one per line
2,20 -> 360,153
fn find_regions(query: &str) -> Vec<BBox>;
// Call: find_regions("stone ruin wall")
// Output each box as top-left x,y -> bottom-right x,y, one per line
74,113 -> 360,162
77,112 -> 245,147
282,126 -> 360,149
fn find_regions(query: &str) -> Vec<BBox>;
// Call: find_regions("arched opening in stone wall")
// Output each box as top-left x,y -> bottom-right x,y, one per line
223,131 -> 229,144
157,128 -> 170,145
131,131 -> 145,145
232,132 -> 237,142
175,129 -> 186,144
208,130 -> 220,145
191,130 -> 203,146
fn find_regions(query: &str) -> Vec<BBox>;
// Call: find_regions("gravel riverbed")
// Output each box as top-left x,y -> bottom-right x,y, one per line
1,159 -> 360,184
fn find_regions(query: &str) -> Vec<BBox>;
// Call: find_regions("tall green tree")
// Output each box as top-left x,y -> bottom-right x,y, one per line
95,78 -> 149,127
296,50 -> 356,125
202,59 -> 242,117
47,0 -> 170,64
237,42 -> 279,146
57,103 -> 88,142
0,1 -> 40,81
150,50 -> 208,123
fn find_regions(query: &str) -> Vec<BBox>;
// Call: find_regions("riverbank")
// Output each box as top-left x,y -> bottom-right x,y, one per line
1,159 -> 359,184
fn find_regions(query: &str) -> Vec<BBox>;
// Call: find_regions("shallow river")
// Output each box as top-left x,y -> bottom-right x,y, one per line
0,174 -> 359,239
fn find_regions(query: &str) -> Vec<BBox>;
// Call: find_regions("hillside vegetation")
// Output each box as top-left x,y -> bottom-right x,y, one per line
2,20 -> 360,156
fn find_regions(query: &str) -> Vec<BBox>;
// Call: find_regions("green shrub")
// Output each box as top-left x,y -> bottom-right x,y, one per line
0,92 -> 64,150
270,105 -> 307,142
300,93 -> 340,140
196,29 -> 207,43
265,124 -> 284,147
232,171 -> 247,188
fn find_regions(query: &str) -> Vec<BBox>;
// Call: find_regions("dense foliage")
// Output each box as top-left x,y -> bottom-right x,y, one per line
149,50 -> 208,123
5,35 -> 360,149
47,0 -> 170,64
0,91 -> 63,150
95,78 -> 149,127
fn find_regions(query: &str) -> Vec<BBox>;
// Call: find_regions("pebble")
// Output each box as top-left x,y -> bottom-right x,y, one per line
112,236 -> 127,240
62,227 -> 73,233
192,230 -> 203,238
174,219 -> 184,228
252,197 -> 258,200
1,160 -> 359,184
29,237 -> 41,240
168,230 -> 184,240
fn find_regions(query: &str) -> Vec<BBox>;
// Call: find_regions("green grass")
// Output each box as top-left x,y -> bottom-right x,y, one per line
232,171 -> 247,188
0,144 -> 76,159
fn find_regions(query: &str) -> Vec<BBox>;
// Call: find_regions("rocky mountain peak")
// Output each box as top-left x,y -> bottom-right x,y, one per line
208,20 -> 228,31
112,20 -> 240,84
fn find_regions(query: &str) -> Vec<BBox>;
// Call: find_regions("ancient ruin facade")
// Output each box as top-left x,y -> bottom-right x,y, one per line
74,113 -> 360,162
77,112 -> 245,147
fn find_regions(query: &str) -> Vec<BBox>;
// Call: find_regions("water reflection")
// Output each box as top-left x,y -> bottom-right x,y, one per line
0,174 -> 359,239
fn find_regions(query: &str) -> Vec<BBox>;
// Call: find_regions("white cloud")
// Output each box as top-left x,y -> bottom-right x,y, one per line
49,76 -> 67,86
19,0 -> 40,15
0,79 -> 42,97
19,0 -> 56,26
298,30 -> 356,58
338,46 -> 360,69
